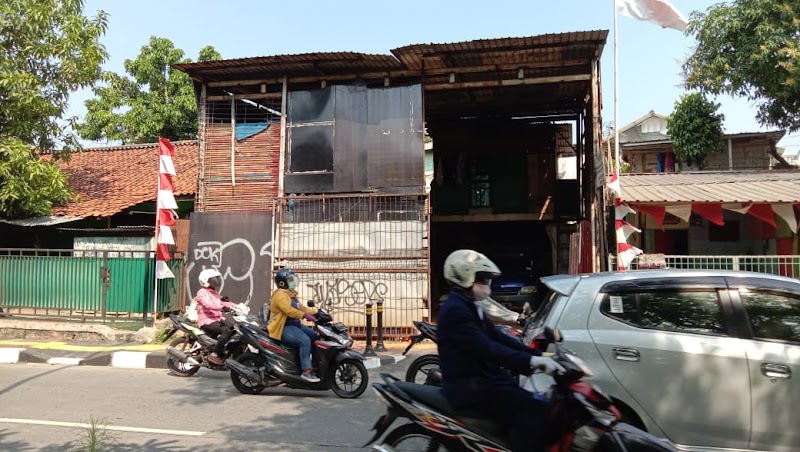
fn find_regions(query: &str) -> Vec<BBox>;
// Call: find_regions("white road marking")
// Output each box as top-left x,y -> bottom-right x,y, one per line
0,348 -> 22,363
0,417 -> 205,437
111,351 -> 149,368
47,357 -> 82,366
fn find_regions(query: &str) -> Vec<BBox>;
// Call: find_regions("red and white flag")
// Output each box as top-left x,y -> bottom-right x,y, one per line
616,0 -> 688,32
616,220 -> 641,243
617,242 -> 643,271
156,137 -> 176,279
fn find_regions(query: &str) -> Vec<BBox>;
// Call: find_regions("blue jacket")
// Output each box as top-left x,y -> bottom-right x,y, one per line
438,289 -> 539,408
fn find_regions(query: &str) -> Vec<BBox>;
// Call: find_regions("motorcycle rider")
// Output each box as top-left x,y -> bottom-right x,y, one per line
196,268 -> 237,365
438,249 -> 564,452
267,268 -> 321,383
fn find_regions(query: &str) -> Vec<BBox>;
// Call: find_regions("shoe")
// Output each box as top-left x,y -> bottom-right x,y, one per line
208,353 -> 223,365
301,371 -> 321,383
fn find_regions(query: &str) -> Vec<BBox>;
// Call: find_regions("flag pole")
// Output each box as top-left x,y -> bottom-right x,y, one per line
153,137 -> 161,326
613,0 -> 622,270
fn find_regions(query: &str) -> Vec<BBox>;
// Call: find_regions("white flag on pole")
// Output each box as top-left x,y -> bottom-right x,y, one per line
616,0 -> 688,32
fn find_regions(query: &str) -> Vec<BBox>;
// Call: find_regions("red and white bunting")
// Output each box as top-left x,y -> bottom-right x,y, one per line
664,204 -> 691,223
615,199 -> 636,220
155,137 -> 176,280
617,242 -> 643,271
774,204 -> 797,234
608,172 -> 622,198
616,220 -> 641,243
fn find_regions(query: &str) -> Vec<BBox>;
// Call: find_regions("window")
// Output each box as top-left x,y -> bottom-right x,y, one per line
601,290 -> 725,335
739,290 -> 800,343
470,155 -> 490,207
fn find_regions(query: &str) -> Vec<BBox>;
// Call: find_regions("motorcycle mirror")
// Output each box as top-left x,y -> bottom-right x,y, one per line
544,327 -> 563,343
307,300 -> 315,308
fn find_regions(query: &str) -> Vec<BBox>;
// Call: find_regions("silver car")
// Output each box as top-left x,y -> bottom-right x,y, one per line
526,269 -> 799,452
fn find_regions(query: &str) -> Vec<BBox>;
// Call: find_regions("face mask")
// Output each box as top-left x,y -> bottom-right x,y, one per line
472,283 -> 491,301
288,279 -> 297,291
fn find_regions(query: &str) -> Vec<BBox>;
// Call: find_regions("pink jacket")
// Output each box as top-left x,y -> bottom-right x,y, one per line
195,287 -> 235,327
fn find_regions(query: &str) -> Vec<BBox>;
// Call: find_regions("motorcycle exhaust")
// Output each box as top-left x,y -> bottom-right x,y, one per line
166,346 -> 200,366
226,359 -> 265,385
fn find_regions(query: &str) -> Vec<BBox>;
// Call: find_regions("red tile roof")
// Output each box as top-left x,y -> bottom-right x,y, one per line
49,141 -> 198,218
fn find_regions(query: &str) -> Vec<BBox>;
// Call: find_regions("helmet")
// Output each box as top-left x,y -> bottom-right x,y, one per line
274,268 -> 298,290
198,268 -> 222,289
443,249 -> 501,289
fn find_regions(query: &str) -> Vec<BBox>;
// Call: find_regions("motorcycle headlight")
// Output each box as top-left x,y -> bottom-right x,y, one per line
566,353 -> 593,377
520,285 -> 537,294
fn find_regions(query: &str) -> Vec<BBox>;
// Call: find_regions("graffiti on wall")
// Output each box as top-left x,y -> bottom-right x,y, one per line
305,278 -> 388,310
185,212 -> 274,310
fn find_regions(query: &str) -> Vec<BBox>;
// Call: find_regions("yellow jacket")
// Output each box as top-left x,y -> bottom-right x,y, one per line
267,288 -> 318,340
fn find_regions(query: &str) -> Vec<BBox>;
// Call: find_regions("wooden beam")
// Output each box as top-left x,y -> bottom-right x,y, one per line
424,74 -> 592,91
431,213 -> 552,222
207,92 -> 282,101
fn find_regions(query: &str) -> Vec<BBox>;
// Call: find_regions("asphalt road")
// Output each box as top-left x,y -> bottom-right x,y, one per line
0,356 -> 420,451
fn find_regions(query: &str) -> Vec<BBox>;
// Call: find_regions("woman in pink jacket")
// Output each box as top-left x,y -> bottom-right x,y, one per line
195,268 -> 236,365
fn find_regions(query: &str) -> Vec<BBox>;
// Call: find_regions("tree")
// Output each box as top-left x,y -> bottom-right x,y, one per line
78,37 -> 221,144
0,0 -> 106,219
667,93 -> 726,168
0,138 -> 74,219
683,0 -> 800,132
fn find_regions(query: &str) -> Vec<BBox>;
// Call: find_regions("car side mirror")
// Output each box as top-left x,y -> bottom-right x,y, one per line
307,300 -> 315,308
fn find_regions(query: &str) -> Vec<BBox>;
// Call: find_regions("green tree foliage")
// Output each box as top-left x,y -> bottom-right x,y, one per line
0,138 -> 74,219
0,0 -> 106,218
78,37 -> 221,144
667,93 -> 726,168
0,0 -> 108,154
683,0 -> 800,132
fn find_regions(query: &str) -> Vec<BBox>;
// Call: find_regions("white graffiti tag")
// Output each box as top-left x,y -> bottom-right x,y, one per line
185,239 -> 272,305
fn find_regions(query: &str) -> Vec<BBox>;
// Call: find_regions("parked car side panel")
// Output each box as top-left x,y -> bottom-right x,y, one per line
727,278 -> 800,452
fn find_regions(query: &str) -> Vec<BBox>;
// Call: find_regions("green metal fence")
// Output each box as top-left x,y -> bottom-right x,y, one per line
631,255 -> 800,279
0,248 -> 184,322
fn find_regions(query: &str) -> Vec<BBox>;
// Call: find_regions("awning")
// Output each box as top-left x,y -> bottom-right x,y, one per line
620,171 -> 800,204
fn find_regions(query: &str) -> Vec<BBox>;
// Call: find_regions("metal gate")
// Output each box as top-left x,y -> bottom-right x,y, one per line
0,248 -> 184,322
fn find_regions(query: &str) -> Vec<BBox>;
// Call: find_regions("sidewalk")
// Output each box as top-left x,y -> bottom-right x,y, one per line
0,318 -> 436,370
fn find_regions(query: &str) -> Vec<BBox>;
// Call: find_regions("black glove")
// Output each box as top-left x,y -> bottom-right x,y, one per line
222,306 -> 233,313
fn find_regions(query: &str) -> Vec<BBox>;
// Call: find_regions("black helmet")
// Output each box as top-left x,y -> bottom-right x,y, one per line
274,268 -> 294,289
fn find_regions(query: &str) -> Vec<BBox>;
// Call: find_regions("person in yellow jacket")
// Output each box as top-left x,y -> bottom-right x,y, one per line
267,268 -> 320,382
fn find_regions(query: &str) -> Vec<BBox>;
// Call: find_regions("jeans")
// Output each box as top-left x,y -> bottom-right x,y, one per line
280,324 -> 319,370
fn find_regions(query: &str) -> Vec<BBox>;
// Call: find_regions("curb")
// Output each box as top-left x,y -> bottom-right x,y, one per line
2,348 -> 407,371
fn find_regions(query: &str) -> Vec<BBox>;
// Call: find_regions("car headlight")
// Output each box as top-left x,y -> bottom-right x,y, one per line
520,285 -> 537,294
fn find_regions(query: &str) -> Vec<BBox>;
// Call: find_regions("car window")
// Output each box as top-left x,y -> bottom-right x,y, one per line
738,289 -> 800,343
600,290 -> 726,335
528,290 -> 559,329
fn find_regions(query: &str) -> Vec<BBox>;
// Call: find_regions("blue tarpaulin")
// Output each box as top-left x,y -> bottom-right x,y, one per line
235,122 -> 273,141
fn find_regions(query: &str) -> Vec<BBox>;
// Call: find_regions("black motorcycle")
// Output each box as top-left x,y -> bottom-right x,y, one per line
366,328 -> 677,452
163,303 -> 253,377
226,302 -> 369,398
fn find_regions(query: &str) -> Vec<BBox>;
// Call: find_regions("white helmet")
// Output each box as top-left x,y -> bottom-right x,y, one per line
198,268 -> 222,288
443,249 -> 501,289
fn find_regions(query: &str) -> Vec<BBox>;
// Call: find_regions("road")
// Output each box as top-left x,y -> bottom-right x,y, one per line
0,357 -> 419,451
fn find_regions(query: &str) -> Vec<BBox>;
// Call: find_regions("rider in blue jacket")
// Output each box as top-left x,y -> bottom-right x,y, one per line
437,249 -> 564,452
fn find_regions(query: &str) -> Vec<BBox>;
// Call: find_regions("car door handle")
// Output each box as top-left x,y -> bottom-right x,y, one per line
612,347 -> 640,362
761,363 -> 791,379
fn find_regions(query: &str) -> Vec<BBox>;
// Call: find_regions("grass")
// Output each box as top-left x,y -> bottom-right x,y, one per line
70,417 -> 119,452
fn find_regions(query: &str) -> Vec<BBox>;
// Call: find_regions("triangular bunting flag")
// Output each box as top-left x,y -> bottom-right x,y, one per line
773,204 -> 797,234
617,242 -> 643,271
692,203 -> 724,226
158,225 -> 175,245
155,260 -> 175,279
748,203 -> 776,228
615,199 -> 636,220
633,204 -> 666,229
664,204 -> 691,223
616,220 -> 641,243
608,172 -> 621,198
722,203 -> 752,214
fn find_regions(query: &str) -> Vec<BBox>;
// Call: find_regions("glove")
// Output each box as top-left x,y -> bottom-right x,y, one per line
302,313 -> 317,323
530,356 -> 566,375
221,306 -> 232,313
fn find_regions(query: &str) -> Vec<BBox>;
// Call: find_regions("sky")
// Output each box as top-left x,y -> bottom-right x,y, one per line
70,0 -> 799,153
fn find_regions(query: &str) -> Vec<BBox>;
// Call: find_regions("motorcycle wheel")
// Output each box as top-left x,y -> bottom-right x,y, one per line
329,358 -> 368,399
230,353 -> 268,395
383,423 -> 450,451
404,354 -> 440,385
166,336 -> 201,377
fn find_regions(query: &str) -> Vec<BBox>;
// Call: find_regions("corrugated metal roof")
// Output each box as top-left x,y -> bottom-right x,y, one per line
392,30 -> 608,71
174,31 -> 608,82
621,171 -> 800,203
174,52 -> 404,81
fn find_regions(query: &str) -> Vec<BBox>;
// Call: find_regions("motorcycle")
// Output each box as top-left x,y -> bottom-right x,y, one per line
163,302 -> 254,377
404,302 -> 530,385
366,327 -> 678,452
226,301 -> 370,398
